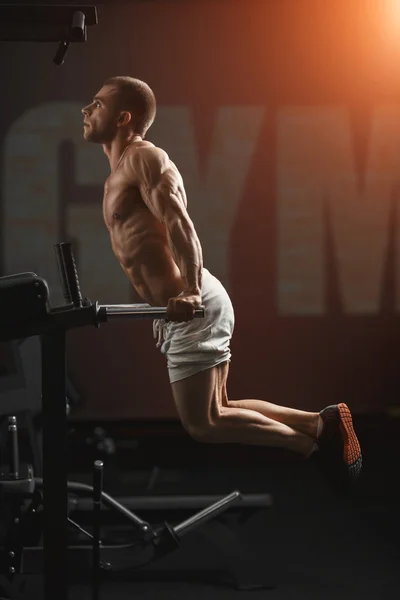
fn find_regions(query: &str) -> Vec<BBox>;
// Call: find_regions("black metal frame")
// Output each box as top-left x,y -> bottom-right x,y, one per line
0,243 -> 240,599
0,5 -> 98,65
1,329 -> 273,596
41,330 -> 68,599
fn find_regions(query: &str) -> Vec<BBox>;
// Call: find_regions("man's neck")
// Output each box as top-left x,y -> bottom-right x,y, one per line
103,134 -> 143,172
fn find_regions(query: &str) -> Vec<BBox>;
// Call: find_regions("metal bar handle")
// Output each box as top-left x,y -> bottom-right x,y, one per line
54,242 -> 83,308
174,490 -> 242,536
98,304 -> 205,321
34,478 -> 154,533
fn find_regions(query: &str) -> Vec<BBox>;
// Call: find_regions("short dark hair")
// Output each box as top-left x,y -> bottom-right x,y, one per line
103,76 -> 156,137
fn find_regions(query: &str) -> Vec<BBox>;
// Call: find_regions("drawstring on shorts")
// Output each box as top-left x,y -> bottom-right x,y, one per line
153,319 -> 168,348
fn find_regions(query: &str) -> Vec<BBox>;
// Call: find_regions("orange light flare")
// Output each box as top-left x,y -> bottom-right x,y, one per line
387,0 -> 400,21
359,0 -> 400,90
378,0 -> 400,43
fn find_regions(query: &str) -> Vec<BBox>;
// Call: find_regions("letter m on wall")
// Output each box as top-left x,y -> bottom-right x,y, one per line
276,106 -> 400,314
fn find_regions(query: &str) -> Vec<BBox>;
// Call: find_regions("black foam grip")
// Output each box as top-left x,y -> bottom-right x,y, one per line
54,242 -> 83,307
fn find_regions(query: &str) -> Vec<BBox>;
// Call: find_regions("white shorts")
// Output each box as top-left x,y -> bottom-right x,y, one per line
153,268 -> 235,383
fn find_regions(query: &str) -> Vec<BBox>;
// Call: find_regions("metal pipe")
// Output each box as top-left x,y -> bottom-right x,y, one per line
35,478 -> 154,533
93,460 -> 103,600
98,304 -> 205,320
8,416 -> 19,479
72,493 -> 273,512
173,490 -> 242,536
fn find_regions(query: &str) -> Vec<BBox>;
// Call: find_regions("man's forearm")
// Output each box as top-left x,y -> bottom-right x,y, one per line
168,218 -> 203,296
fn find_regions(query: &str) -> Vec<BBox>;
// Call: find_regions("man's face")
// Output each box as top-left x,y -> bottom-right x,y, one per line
82,85 -> 121,143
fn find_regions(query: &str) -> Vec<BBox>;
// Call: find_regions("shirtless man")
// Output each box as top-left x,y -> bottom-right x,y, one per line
82,76 -> 362,487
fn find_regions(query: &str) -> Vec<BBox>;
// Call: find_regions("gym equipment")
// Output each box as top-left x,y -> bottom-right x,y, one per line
0,336 -> 81,479
0,241 -> 262,600
1,414 -> 272,599
0,4 -> 98,65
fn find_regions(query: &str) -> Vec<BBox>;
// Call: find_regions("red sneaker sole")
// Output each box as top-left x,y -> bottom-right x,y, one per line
337,403 -> 361,467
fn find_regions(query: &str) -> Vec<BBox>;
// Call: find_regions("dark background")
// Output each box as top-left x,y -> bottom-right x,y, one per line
1,2 -> 400,598
2,0 -> 400,420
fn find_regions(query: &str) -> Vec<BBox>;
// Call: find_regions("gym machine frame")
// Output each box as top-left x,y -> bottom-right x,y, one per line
0,5 -> 98,65
0,243 -> 256,600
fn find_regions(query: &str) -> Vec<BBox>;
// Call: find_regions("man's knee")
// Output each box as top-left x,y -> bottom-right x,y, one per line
184,421 -> 219,444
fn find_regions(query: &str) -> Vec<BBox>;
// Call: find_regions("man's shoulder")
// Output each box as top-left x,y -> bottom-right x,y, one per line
131,141 -> 168,159
125,142 -> 171,185
129,143 -> 170,173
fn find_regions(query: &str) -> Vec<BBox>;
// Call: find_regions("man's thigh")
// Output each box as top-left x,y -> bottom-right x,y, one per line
170,361 -> 230,432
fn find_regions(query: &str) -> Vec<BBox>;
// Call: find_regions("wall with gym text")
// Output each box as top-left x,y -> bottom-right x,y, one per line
2,0 -> 400,418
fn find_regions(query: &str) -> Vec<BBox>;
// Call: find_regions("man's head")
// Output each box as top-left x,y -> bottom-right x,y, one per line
82,76 -> 156,143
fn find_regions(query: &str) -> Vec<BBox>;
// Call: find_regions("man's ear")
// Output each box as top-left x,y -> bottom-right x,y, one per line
118,112 -> 132,126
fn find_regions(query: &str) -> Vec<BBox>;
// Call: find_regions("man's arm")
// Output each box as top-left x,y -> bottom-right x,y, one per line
130,146 -> 203,297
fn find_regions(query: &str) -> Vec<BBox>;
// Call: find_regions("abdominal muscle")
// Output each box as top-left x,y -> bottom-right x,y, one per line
110,219 -> 184,307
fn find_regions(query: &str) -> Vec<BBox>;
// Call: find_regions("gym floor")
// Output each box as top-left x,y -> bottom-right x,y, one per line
24,413 -> 400,598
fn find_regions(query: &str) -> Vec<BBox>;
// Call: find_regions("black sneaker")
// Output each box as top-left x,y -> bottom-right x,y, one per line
316,403 -> 362,485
